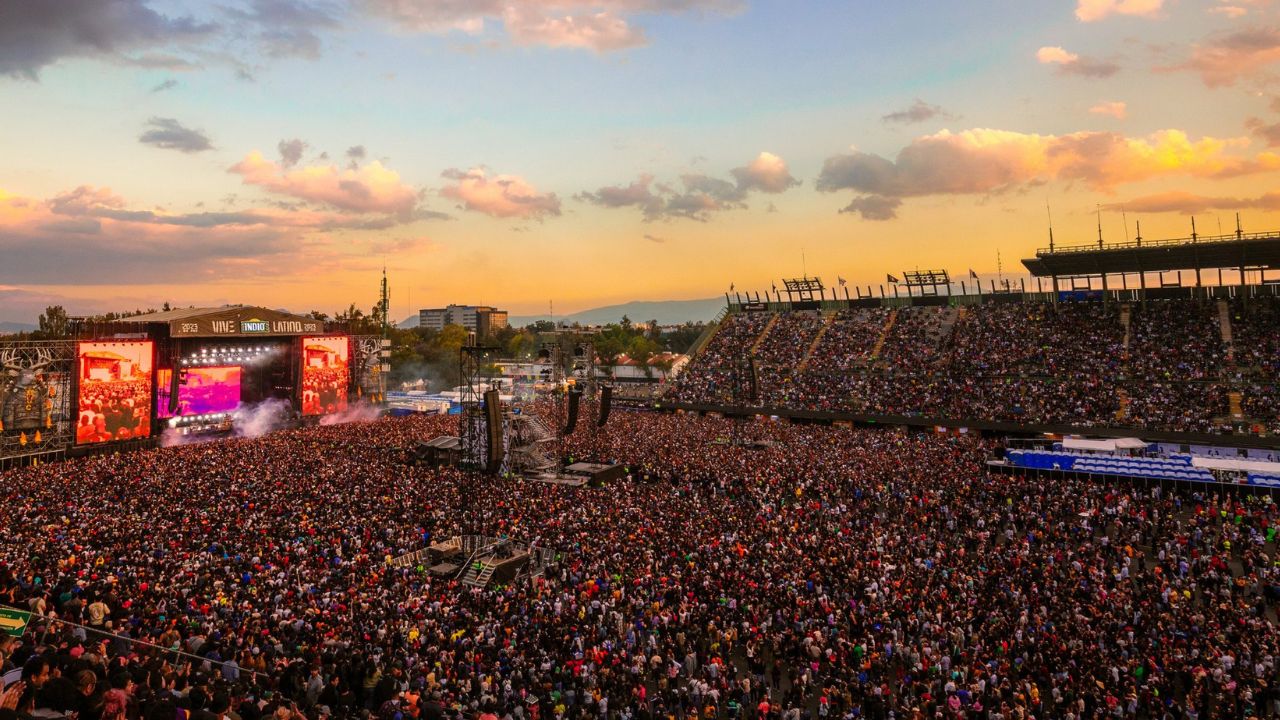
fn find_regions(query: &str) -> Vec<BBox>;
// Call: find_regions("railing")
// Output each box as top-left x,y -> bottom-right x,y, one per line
1037,229 -> 1280,256
682,306 -> 729,361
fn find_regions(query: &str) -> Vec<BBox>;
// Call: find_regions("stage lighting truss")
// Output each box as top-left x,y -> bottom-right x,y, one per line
180,346 -> 274,366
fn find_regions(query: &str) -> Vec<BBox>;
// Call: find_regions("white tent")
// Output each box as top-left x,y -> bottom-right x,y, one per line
1062,437 -> 1149,452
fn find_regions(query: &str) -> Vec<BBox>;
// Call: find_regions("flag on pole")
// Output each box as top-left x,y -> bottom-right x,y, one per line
771,283 -> 777,293
969,269 -> 978,279
729,282 -> 735,292
838,276 -> 847,286
886,274 -> 899,283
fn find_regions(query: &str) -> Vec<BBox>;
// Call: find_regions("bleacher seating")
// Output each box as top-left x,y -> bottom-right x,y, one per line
1248,472 -> 1280,487
670,297 -> 1279,435
1007,449 -> 1217,482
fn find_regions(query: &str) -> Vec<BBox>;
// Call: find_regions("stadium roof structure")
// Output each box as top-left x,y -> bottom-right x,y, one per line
1021,230 -> 1280,278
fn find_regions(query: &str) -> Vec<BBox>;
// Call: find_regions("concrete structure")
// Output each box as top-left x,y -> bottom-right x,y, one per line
419,305 -> 509,337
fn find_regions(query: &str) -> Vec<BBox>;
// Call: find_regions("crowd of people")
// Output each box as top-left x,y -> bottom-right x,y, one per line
302,368 -> 350,417
76,380 -> 152,445
1,410 -> 1278,720
670,298 -> 1277,435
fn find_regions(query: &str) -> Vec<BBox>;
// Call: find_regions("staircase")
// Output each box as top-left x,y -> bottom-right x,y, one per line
1115,388 -> 1130,421
461,559 -> 497,588
1119,304 -> 1132,363
523,416 -> 555,443
749,313 -> 781,355
1217,299 -> 1234,362
798,311 -> 838,373
684,306 -> 729,361
870,309 -> 898,360
1229,391 -> 1244,418
932,308 -> 962,355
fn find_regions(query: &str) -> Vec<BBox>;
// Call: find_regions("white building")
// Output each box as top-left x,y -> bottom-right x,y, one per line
418,305 -> 509,336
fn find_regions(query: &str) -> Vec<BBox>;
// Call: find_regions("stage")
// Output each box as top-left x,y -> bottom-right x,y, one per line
0,305 -> 387,467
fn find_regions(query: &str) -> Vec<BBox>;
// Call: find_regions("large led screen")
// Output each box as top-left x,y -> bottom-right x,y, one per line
76,341 -> 153,444
301,337 -> 349,416
157,366 -> 242,418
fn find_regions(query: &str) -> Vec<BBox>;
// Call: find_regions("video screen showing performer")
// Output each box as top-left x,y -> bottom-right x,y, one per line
157,366 -> 242,418
76,341 -> 153,444
300,337 -> 349,416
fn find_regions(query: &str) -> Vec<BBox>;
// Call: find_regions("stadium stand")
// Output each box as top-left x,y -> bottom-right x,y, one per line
671,296 -> 1280,436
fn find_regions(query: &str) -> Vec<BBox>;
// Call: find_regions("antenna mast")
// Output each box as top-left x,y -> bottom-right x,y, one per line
380,265 -> 389,339
1096,204 -> 1104,249
1046,201 -> 1055,252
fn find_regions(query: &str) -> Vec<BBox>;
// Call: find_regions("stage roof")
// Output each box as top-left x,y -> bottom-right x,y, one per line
1021,231 -> 1280,277
117,306 -> 327,338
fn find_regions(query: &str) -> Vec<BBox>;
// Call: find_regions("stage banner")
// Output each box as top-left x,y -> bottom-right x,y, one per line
170,308 -> 324,338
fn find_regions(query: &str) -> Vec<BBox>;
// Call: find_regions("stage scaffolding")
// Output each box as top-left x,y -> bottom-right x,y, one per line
0,340 -> 76,471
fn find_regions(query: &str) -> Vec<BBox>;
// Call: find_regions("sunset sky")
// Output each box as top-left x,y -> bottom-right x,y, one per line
3,0 -> 1280,322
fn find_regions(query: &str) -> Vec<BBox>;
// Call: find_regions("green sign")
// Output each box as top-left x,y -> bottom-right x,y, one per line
0,607 -> 32,637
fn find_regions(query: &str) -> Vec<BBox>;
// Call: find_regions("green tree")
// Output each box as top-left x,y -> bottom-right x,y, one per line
37,305 -> 70,338
527,320 -> 556,333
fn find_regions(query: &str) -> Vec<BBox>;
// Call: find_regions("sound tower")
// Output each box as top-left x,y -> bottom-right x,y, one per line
597,385 -> 613,427
484,388 -> 503,474
563,387 -> 582,435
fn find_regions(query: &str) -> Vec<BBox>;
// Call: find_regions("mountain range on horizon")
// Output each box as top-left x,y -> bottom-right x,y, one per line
397,296 -> 726,330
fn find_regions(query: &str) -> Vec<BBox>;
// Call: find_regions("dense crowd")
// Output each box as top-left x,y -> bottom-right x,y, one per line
670,314 -> 771,405
76,379 -> 153,445
302,368 -> 350,417
1,411 -> 1279,720
671,298 -> 1278,434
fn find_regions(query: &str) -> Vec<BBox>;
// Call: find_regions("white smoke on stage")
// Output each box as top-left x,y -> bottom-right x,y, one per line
159,397 -> 295,448
232,397 -> 294,438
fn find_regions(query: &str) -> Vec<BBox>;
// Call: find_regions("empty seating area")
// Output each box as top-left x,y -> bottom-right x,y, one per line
1007,449 -> 1217,482
1249,472 -> 1280,487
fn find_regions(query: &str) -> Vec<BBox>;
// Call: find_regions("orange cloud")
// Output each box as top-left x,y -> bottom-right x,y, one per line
817,127 -> 1280,219
360,0 -> 740,51
0,184 -> 422,284
1037,46 -> 1078,65
1210,5 -> 1249,18
229,151 -> 420,215
1089,101 -> 1128,119
439,167 -> 562,220
1105,189 -> 1280,214
1036,45 -> 1120,77
1075,0 -> 1164,22
502,6 -> 646,52
1177,27 -> 1280,87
